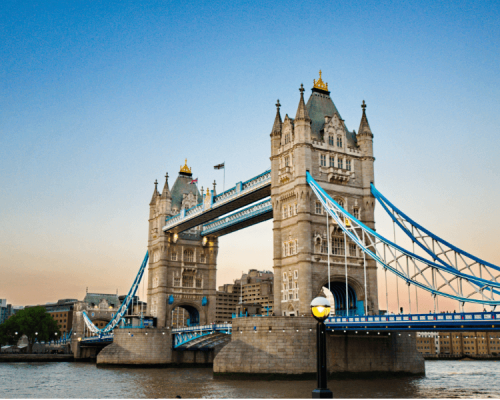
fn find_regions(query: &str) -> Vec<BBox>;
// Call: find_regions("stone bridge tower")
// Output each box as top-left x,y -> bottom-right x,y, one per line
270,72 -> 378,317
147,160 -> 217,327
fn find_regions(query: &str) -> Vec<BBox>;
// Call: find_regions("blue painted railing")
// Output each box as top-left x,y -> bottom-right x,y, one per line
326,312 -> 500,331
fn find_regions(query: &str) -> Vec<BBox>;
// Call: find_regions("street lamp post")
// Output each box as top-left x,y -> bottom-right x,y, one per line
311,297 -> 333,399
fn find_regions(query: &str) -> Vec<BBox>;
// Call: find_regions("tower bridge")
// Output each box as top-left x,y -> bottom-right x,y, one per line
73,72 -> 500,377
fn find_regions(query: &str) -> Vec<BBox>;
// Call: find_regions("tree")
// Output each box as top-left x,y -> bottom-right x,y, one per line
4,307 -> 60,353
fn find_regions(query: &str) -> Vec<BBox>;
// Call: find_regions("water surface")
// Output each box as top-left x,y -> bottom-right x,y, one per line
1,360 -> 499,398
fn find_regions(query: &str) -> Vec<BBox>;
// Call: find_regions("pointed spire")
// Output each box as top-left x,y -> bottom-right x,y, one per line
271,99 -> 282,136
161,172 -> 172,198
295,84 -> 311,122
358,100 -> 373,137
150,179 -> 159,205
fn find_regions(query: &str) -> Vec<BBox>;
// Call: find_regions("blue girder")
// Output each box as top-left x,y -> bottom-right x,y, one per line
306,172 -> 500,305
172,323 -> 232,348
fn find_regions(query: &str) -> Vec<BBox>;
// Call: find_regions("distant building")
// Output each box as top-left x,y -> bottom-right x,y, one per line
417,331 -> 500,357
0,299 -> 23,324
83,292 -> 123,329
25,299 -> 78,335
215,269 -> 274,323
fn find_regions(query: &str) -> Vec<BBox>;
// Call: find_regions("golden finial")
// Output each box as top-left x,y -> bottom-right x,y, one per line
179,158 -> 192,174
206,187 -> 210,196
313,70 -> 328,91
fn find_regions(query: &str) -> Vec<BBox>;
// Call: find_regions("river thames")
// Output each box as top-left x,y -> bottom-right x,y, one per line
0,360 -> 499,398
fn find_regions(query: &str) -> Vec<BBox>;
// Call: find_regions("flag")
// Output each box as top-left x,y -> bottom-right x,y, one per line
214,162 -> 225,170
189,178 -> 198,185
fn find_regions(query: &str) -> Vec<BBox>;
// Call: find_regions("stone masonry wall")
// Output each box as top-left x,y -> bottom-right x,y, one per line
97,328 -> 172,365
214,316 -> 425,377
96,328 -> 221,366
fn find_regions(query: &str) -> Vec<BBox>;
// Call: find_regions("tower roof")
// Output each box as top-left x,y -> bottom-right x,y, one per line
305,71 -> 357,146
170,170 -> 202,211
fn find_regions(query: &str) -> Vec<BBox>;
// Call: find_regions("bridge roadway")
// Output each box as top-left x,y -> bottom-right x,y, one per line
163,170 -> 271,235
326,311 -> 500,332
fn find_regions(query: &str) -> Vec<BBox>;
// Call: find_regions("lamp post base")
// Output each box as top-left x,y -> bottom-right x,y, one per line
312,388 -> 333,398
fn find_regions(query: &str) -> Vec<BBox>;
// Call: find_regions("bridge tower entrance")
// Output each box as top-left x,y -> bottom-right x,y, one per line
270,72 -> 379,317
146,161 -> 217,327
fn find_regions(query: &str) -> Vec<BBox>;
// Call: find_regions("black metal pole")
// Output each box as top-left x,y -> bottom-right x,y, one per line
312,321 -> 333,398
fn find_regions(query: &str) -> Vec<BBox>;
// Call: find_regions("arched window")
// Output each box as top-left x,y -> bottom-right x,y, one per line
184,249 -> 194,262
329,136 -> 334,145
337,136 -> 342,148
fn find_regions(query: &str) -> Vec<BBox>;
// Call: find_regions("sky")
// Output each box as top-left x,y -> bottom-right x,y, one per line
1,0 -> 499,313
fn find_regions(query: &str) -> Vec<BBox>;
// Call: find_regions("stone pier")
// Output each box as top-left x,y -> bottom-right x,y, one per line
96,328 -> 224,366
213,316 -> 424,378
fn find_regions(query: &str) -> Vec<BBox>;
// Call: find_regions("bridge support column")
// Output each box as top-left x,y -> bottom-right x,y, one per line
213,317 -> 424,378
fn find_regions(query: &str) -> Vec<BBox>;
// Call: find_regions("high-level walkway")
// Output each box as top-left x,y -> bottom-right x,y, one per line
163,170 -> 271,235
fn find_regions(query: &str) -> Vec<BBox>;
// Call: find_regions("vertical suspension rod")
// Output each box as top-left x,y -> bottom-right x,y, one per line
393,221 -> 400,313
344,228 -> 349,317
362,229 -> 368,316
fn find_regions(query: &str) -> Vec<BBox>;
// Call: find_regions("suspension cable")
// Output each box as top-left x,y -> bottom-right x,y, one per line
344,229 -> 348,317
362,229 -> 368,316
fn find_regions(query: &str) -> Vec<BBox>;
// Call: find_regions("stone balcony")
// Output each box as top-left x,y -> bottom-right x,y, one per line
319,166 -> 355,183
278,165 -> 294,184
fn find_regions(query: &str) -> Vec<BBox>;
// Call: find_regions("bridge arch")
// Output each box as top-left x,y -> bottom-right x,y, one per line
316,275 -> 366,316
168,299 -> 206,328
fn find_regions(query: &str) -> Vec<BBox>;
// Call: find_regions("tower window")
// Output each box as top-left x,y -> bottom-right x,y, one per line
315,202 -> 322,215
353,208 -> 359,219
294,203 -> 298,215
320,154 -> 326,167
332,237 -> 345,255
171,252 -> 177,261
338,158 -> 343,169
320,240 -> 327,254
349,243 -> 357,257
337,199 -> 344,209
294,270 -> 298,279
329,136 -> 334,145
173,277 -> 180,287
346,159 -> 351,171
182,275 -> 194,287
285,156 -> 290,167
283,206 -> 288,219
329,156 -> 335,167
200,254 -> 206,263
285,133 -> 290,144
196,278 -> 202,288
289,205 -> 293,216
184,250 -> 194,262
337,136 -> 342,148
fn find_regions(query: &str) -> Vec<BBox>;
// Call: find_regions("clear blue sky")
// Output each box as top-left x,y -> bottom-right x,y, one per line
1,0 -> 499,312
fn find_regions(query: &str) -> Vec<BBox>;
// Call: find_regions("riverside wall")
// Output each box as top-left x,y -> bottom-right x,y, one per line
213,316 -> 425,378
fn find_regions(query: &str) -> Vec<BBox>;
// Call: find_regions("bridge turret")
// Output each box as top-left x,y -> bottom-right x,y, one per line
294,84 -> 312,143
356,100 -> 375,229
160,172 -> 172,214
149,180 -> 159,219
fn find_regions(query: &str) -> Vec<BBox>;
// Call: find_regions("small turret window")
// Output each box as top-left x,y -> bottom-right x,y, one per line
337,136 -> 342,148
320,154 -> 326,167
353,208 -> 359,219
184,250 -> 194,262
346,159 -> 351,171
338,158 -> 343,169
315,202 -> 322,215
